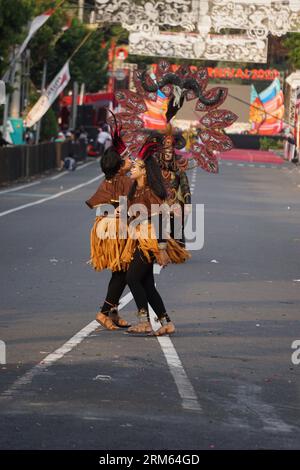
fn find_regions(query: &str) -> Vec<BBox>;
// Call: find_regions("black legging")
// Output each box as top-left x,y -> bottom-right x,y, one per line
126,248 -> 166,319
100,271 -> 127,314
100,249 -> 166,319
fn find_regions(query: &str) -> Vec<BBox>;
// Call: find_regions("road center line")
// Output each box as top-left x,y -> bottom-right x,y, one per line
149,305 -> 202,412
152,170 -> 201,412
50,160 -> 97,180
0,181 -> 41,195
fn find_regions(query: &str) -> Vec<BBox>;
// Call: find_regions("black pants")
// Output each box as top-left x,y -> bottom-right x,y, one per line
126,249 -> 166,319
100,271 -> 127,314
100,250 -> 166,319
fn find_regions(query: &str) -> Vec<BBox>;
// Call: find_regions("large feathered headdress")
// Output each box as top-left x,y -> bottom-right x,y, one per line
107,60 -> 237,173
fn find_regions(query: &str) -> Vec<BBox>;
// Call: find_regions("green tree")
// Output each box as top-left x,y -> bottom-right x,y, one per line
0,0 -> 34,77
40,107 -> 58,141
29,3 -> 108,94
284,33 -> 300,71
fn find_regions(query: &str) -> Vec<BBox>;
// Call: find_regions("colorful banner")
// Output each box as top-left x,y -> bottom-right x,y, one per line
249,78 -> 284,135
142,90 -> 168,130
25,61 -> 70,128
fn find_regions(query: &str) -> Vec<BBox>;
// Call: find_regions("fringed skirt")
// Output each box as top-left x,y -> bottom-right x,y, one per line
121,221 -> 190,266
89,216 -> 127,272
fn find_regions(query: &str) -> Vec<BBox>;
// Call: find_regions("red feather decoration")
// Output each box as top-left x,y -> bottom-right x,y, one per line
108,110 -> 127,155
138,141 -> 161,161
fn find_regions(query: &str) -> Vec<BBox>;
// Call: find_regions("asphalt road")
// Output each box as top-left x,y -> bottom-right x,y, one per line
0,156 -> 299,450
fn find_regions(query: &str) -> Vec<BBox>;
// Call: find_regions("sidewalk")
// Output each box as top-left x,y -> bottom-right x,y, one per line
219,148 -> 285,164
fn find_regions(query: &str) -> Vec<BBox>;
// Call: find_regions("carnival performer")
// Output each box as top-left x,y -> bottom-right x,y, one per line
121,141 -> 190,336
150,126 -> 191,246
85,132 -> 132,331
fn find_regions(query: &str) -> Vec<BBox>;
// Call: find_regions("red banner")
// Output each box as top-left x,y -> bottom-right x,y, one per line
151,64 -> 280,81
207,67 -> 280,81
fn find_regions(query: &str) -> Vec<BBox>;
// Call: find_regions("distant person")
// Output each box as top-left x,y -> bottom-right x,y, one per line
65,131 -> 74,141
24,128 -> 34,144
78,126 -> 88,161
103,124 -> 112,151
64,156 -> 77,171
97,126 -> 111,156
283,128 -> 298,162
55,131 -> 66,142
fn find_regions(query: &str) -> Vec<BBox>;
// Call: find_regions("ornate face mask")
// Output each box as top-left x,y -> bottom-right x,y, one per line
163,135 -> 174,162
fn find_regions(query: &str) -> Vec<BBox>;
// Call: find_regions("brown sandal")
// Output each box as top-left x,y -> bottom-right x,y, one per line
109,309 -> 131,328
128,321 -> 152,334
153,321 -> 175,336
96,312 -> 119,331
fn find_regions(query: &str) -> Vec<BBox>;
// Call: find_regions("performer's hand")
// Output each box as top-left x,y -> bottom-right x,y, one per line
172,205 -> 182,217
184,204 -> 192,216
156,250 -> 171,267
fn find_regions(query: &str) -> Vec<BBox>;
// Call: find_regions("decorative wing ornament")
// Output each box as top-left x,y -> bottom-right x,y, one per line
108,59 -> 237,173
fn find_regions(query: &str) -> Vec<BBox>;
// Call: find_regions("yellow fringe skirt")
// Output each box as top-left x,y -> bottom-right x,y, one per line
90,218 -> 190,272
121,221 -> 191,266
89,216 -> 127,272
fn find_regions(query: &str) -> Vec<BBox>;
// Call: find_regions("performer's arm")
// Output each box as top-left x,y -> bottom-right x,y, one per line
179,171 -> 191,205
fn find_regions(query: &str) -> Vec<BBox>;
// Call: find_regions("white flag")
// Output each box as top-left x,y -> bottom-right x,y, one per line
2,9 -> 54,82
25,61 -> 70,128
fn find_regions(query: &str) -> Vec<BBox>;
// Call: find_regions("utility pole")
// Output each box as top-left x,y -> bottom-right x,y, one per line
79,82 -> 85,106
71,81 -> 79,129
35,60 -> 47,144
78,0 -> 84,22
10,53 -> 22,119
21,49 -> 31,116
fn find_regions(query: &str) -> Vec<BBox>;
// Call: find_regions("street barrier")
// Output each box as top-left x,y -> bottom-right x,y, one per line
0,141 -> 83,185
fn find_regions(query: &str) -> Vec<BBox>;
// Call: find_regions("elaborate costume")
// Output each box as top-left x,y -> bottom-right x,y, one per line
86,128 -> 132,329
109,60 -> 238,248
87,60 -> 238,334
121,144 -> 189,335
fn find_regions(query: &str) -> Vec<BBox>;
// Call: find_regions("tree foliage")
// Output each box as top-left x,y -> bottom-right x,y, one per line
284,33 -> 300,71
0,0 -> 34,76
1,0 -> 108,94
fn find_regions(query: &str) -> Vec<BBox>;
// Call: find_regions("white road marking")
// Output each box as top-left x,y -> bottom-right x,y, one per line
0,174 -> 104,218
234,384 -> 294,433
49,171 -> 68,180
3,192 -> 53,198
1,291 -> 133,400
0,181 -> 41,195
150,264 -> 202,411
77,160 -> 98,171
154,324 -> 202,412
49,161 -> 96,179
